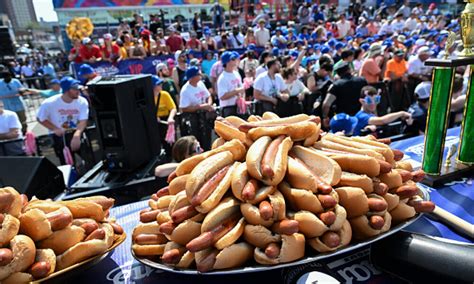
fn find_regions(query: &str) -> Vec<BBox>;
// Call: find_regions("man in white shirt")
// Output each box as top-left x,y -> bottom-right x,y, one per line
391,13 -> 405,33
21,63 -> 37,88
229,26 -> 245,49
179,66 -> 215,150
255,19 -> 270,47
404,12 -> 418,31
408,46 -> 433,82
253,58 -> 289,116
336,14 -> 352,39
217,51 -> 245,117
0,100 -> 24,156
37,76 -> 89,165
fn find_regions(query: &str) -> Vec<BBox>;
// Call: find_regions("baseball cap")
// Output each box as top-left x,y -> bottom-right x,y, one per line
360,43 -> 370,51
78,64 -> 95,77
397,35 -> 406,42
321,46 -> 330,54
60,76 -> 81,92
82,37 -> 91,45
247,44 -> 256,51
328,39 -> 336,47
103,33 -> 113,40
221,51 -> 239,65
394,49 -> 405,56
151,75 -> 163,86
330,113 -> 358,135
185,66 -> 200,79
335,42 -> 345,50
175,50 -> 183,62
189,58 -> 200,66
289,50 -> 299,58
49,79 -> 60,85
417,46 -> 434,56
155,63 -> 167,72
272,47 -> 279,56
415,82 -> 431,100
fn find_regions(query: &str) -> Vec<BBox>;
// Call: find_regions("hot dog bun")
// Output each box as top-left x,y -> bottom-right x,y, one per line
243,224 -> 281,248
254,233 -> 305,265
337,172 -> 374,194
0,214 -> 20,247
335,187 -> 370,218
291,146 -> 342,186
308,220 -> 352,252
0,235 -> 36,281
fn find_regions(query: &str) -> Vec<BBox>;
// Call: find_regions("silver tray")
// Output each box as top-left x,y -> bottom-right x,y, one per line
133,186 -> 430,275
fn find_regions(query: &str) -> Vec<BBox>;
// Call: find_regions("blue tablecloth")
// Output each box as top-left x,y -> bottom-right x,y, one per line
61,128 -> 473,284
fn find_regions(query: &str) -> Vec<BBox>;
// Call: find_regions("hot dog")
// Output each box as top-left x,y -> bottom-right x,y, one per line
270,220 -> 299,235
132,223 -> 168,257
156,186 -> 170,198
246,136 -> 293,186
214,117 -> 253,147
407,197 -> 435,213
0,235 -> 36,281
0,214 -> 20,247
19,206 -> 73,241
244,117 -> 320,142
335,187 -> 370,219
349,212 -> 392,240
29,249 -> 56,280
253,233 -> 305,265
169,175 -> 189,195
278,182 -> 324,214
195,242 -> 253,272
231,162 -> 276,203
308,220 -> 352,253
0,187 -> 22,218
286,156 -> 334,194
337,172 -> 374,194
37,225 -> 85,255
240,191 -> 286,227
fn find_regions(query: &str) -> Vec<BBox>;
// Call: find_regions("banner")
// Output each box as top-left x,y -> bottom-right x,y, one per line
54,0 -> 222,8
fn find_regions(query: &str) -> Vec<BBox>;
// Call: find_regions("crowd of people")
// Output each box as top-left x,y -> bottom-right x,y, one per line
0,1 -> 470,171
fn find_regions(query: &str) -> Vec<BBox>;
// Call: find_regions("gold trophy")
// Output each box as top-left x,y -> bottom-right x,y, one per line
460,0 -> 474,57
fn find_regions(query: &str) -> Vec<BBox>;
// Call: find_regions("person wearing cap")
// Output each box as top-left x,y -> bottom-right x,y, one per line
253,58 -> 289,116
78,64 -> 97,86
172,50 -> 188,94
333,49 -> 355,77
26,79 -> 62,98
0,71 -> 27,134
353,85 -> 412,136
407,81 -> 430,134
0,98 -> 25,156
151,75 -> 177,156
404,11 -> 418,31
255,18 -> 270,47
186,31 -> 203,51
329,113 -> 358,136
385,49 -> 408,82
271,28 -> 287,50
322,61 -> 367,128
359,43 -> 383,84
156,63 -> 179,104
68,39 -> 83,64
306,56 -> 333,116
166,29 -> 184,53
239,49 -> 258,75
408,46 -> 433,83
217,51 -> 245,117
202,28 -> 218,51
179,66 -> 214,151
189,58 -> 214,93
101,33 -> 120,63
79,37 -> 102,64
37,76 -> 89,165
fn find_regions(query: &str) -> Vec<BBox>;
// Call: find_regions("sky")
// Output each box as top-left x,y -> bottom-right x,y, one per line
33,0 -> 59,22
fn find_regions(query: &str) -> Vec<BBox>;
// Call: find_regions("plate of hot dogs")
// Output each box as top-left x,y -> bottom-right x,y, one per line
0,187 -> 126,283
131,113 -> 435,274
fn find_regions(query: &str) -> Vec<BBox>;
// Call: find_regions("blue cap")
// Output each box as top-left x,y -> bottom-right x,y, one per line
313,43 -> 321,50
247,44 -> 256,51
49,79 -> 60,85
78,64 -> 94,77
203,27 -> 211,35
290,50 -> 299,58
321,46 -> 330,54
404,39 -> 413,48
367,37 -> 375,44
185,66 -> 200,80
382,39 -> 392,48
60,76 -> 81,92
296,39 -> 304,45
275,27 -> 282,32
327,31 -> 333,38
361,43 -> 370,51
330,113 -> 358,135
151,75 -> 163,86
328,39 -> 336,47
373,34 -> 380,40
355,33 -> 363,39
272,47 -> 279,56
221,51 -> 239,65
346,36 -> 353,41
335,42 -> 345,50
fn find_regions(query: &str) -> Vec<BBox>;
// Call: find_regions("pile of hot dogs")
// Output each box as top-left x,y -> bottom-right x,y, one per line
132,113 -> 435,272
0,187 -> 124,283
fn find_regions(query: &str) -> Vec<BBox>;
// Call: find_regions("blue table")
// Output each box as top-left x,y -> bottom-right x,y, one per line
64,128 -> 473,283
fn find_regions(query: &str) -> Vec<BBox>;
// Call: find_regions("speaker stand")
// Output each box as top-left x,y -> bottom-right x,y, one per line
56,155 -> 167,206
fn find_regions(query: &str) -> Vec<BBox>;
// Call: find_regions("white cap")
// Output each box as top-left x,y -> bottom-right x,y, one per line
103,33 -> 112,40
415,81 -> 431,99
82,37 -> 91,45
418,46 -> 434,56
174,50 -> 182,62
415,38 -> 426,46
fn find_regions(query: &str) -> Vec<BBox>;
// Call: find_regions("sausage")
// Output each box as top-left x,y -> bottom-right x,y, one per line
20,194 -> 28,208
378,160 -> 392,174
368,198 -> 388,212
29,261 -> 51,279
111,223 -> 124,234
271,220 -> 299,235
374,182 -> 389,196
140,209 -> 161,223
161,248 -> 182,264
397,170 -> 412,183
259,201 -> 274,220
167,171 -> 177,183
0,193 -> 14,212
261,135 -> 285,178
369,215 -> 385,230
85,228 -> 106,241
318,211 -> 336,226
377,138 -> 392,145
81,222 -> 99,235
156,186 -> 170,198
392,149 -> 404,161
134,234 -> 166,245
171,205 -> 198,224
408,199 -> 435,213
47,212 -> 72,231
93,197 -> 115,211
393,185 -> 419,199
196,249 -> 218,272
317,195 -> 337,209
320,231 -> 341,248
191,165 -> 231,207
159,221 -> 177,235
186,216 -> 239,252
242,179 -> 259,201
411,170 -> 426,183
317,183 -> 333,195
0,213 -> 4,224
0,248 -> 13,266
151,194 -> 159,201
264,242 -> 280,259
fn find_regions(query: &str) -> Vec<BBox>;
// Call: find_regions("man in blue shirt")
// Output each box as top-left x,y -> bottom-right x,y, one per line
42,58 -> 57,79
353,85 -> 412,135
0,71 -> 27,134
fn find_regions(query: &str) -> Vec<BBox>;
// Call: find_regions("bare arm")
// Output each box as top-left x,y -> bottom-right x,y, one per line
155,162 -> 179,177
254,89 -> 277,104
172,69 -> 181,93
322,92 -> 336,119
73,120 -> 87,137
368,111 -> 410,125
0,128 -> 20,140
290,50 -> 306,70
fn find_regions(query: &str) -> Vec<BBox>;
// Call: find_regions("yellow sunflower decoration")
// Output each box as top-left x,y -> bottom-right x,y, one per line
66,17 -> 94,40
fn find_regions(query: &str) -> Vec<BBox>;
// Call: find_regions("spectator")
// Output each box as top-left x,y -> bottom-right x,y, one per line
404,11 -> 418,31
253,58 -> 289,115
336,14 -> 352,39
129,38 -> 147,59
298,3 -> 312,25
172,50 -> 188,93
156,63 -> 179,105
408,46 -> 433,82
186,31 -> 202,51
244,27 -> 257,47
211,2 -> 225,29
333,49 -> 355,76
0,71 -> 26,134
0,99 -> 24,156
42,58 -> 56,79
210,51 -> 225,97
152,75 -> 177,157
281,67 -> 309,117
217,51 -> 245,117
155,28 -> 167,54
397,0 -> 411,19
79,37 -> 102,64
239,50 -> 259,75
412,3 -> 424,16
385,49 -> 408,81
229,25 -> 245,49
202,27 -> 217,51
352,48 -> 364,73
322,61 -> 367,127
166,28 -> 185,53
192,13 -> 202,36
119,32 -> 133,60
154,135 -> 202,177
359,43 -> 383,84
149,14 -> 161,35
101,33 -> 120,63
201,51 -> 216,77
178,66 -> 215,150
271,28 -> 287,49
68,39 -> 83,63
255,19 -> 270,47
189,58 -> 214,94
329,113 -> 358,135
36,76 -> 89,165
26,79 -> 61,98
391,13 -> 405,33
217,32 -> 233,49
20,61 -> 36,89
140,29 -> 156,56
255,51 -> 272,77
117,19 -> 131,37
353,85 -> 412,135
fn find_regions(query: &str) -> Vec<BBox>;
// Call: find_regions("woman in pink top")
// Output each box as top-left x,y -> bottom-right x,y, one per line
359,43 -> 383,84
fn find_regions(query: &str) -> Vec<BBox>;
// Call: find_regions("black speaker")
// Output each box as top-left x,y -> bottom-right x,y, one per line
0,26 -> 15,57
0,157 -> 65,199
87,74 -> 161,172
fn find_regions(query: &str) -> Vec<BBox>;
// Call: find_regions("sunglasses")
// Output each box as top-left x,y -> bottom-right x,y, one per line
364,94 -> 381,105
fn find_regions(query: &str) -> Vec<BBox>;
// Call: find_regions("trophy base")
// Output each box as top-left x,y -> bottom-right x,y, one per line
421,155 -> 474,187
